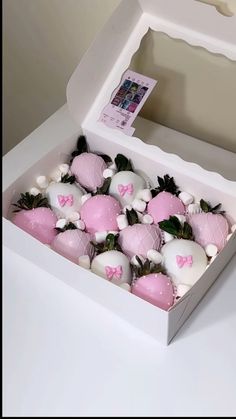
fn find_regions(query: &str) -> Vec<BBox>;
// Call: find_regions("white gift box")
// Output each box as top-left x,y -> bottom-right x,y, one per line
3,0 -> 236,345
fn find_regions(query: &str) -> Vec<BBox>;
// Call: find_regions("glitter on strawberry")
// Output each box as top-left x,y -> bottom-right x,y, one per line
148,174 -> 185,223
131,257 -> 174,311
12,192 -> 57,244
80,192 -> 121,234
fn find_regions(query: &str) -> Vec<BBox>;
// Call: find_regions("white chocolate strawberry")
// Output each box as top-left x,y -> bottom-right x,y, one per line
148,175 -> 185,223
109,154 -> 146,206
118,209 -> 161,259
70,136 -> 110,192
91,250 -> 131,285
159,216 -> 207,287
189,200 -> 229,252
91,234 -> 131,285
46,173 -> 84,219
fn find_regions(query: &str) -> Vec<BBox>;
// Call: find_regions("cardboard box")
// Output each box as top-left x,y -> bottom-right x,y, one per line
3,0 -> 236,344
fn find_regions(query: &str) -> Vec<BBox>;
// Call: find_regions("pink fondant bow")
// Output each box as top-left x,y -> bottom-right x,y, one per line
176,255 -> 193,268
105,265 -> 123,280
57,194 -> 74,207
118,183 -> 134,197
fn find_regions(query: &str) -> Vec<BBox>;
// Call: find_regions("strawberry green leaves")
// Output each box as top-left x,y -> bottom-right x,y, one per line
13,193 -> 50,212
114,154 -> 133,172
151,174 -> 180,198
158,216 -> 194,240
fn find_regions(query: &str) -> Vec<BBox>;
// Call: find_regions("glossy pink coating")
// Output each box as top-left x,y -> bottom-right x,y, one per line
51,229 -> 93,264
147,191 -> 185,223
119,224 -> 161,259
70,152 -> 106,191
80,195 -> 121,234
132,273 -> 174,311
12,207 -> 57,244
189,212 -> 229,251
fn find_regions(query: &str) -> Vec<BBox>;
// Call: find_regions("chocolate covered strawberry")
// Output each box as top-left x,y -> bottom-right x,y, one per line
46,173 -> 84,219
12,192 -> 57,244
51,222 -> 93,264
80,193 -> 121,234
148,175 -> 185,223
189,199 -> 229,252
118,209 -> 161,259
159,216 -> 207,288
109,154 -> 146,206
70,135 -> 110,192
91,233 -> 132,285
131,257 -> 174,311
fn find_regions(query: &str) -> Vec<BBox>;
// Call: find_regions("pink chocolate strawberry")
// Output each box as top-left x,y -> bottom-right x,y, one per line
189,199 -> 229,252
148,174 -> 185,223
118,209 -> 161,259
80,194 -> 121,234
51,222 -> 93,264
12,192 -> 57,244
70,135 -> 110,192
131,257 -> 174,311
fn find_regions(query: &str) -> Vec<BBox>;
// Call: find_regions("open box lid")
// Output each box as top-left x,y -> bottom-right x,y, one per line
66,0 -> 236,131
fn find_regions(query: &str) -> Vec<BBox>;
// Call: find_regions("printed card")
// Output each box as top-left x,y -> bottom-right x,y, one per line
98,70 -> 157,135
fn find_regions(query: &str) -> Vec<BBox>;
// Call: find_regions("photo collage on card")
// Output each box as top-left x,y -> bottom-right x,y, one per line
111,79 -> 149,113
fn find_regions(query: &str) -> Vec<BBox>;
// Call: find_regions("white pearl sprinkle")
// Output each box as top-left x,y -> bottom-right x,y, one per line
56,219 -> 67,229
75,220 -> 85,230
29,187 -> 41,196
132,199 -> 146,213
81,193 -> 92,205
36,175 -> 49,189
179,191 -> 194,205
147,249 -> 163,264
103,168 -> 115,179
78,255 -> 90,269
205,244 -> 218,257
58,163 -> 69,175
142,214 -> 154,225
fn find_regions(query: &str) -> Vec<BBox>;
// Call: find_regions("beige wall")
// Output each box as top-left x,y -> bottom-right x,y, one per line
3,0 -> 236,155
3,0 -> 120,154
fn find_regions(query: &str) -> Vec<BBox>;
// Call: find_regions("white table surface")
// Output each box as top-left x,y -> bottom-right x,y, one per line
3,106 -> 236,417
